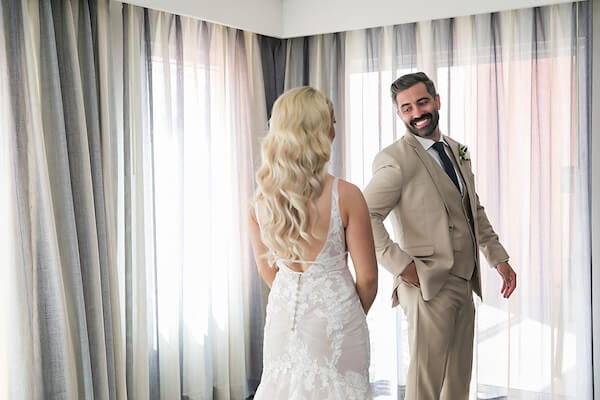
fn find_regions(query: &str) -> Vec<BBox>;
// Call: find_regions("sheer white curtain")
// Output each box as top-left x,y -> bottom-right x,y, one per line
344,3 -> 592,399
123,6 -> 267,399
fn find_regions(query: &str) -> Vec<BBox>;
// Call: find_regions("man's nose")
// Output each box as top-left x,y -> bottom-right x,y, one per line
410,111 -> 423,121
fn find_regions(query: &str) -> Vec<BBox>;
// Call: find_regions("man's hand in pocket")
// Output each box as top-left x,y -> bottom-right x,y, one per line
401,261 -> 420,287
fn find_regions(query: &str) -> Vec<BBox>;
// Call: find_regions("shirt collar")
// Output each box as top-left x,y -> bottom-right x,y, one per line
412,133 -> 447,151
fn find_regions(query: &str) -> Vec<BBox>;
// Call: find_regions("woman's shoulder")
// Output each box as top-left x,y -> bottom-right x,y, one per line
332,178 -> 367,225
332,176 -> 361,194
333,177 -> 366,206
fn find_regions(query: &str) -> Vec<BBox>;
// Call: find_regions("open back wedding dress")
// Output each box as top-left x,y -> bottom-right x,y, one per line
254,178 -> 372,400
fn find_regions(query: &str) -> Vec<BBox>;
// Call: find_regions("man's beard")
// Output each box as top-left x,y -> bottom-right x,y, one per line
404,110 -> 439,138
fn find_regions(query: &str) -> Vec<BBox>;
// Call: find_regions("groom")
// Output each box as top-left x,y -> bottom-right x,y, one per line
364,72 -> 516,400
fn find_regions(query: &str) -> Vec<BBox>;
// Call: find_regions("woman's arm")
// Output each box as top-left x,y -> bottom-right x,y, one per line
249,206 -> 278,287
340,181 -> 378,314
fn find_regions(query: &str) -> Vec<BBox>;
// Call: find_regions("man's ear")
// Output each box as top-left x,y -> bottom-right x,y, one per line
435,94 -> 441,110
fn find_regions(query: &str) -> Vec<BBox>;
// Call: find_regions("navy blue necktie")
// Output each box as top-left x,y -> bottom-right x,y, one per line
432,141 -> 460,191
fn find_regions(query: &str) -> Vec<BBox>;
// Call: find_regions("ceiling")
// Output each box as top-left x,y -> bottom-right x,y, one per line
120,0 -> 577,38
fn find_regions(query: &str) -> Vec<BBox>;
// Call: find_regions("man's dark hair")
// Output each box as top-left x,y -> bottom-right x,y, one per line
390,72 -> 437,106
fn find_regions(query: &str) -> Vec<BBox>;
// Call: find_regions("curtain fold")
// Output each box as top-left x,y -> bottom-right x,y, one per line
258,35 -> 286,118
0,0 -> 125,398
282,34 -> 346,176
341,3 -> 593,399
2,0 -> 268,397
122,6 -> 268,399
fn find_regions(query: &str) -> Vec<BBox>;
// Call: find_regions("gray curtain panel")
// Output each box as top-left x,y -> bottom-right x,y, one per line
1,0 -> 124,399
274,32 -> 346,175
258,35 -> 286,118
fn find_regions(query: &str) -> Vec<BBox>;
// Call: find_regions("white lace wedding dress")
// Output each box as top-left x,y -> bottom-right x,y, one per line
254,178 -> 372,400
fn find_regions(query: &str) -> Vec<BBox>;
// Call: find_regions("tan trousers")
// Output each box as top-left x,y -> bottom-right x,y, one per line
397,274 -> 475,400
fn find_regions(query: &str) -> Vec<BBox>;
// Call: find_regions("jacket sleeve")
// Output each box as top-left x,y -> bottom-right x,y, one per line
363,151 -> 413,278
474,191 -> 510,267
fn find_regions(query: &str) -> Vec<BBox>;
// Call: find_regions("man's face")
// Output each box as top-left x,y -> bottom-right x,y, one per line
395,82 -> 441,138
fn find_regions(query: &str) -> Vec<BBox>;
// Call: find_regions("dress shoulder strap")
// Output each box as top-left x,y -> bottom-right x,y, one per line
331,177 -> 341,217
332,177 -> 339,200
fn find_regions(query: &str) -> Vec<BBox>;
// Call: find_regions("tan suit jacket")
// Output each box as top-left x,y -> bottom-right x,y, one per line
364,132 -> 509,305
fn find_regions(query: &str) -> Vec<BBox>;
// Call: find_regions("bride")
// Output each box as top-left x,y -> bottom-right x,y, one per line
249,86 -> 378,399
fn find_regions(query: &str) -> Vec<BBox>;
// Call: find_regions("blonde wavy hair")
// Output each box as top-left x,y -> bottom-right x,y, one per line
255,86 -> 334,264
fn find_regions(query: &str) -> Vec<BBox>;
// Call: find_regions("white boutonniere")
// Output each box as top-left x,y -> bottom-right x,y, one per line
458,145 -> 470,164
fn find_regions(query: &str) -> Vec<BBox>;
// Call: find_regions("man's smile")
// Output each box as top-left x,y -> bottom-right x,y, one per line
411,114 -> 432,129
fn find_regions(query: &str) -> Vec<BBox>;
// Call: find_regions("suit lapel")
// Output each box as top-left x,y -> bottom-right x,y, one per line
403,132 -> 452,215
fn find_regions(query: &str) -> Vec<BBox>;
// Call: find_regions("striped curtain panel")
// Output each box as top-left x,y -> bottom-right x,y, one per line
0,0 -> 125,398
1,1 -> 268,399
122,6 -> 267,400
283,33 -> 346,177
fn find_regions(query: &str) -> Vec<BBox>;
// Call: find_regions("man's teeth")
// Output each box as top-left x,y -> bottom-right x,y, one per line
415,118 -> 429,128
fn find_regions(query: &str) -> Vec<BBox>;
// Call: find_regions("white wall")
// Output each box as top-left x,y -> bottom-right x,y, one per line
120,0 -> 282,37
121,0 -> 577,38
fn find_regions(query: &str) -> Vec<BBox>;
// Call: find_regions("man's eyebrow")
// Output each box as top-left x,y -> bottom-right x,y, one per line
400,96 -> 429,108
